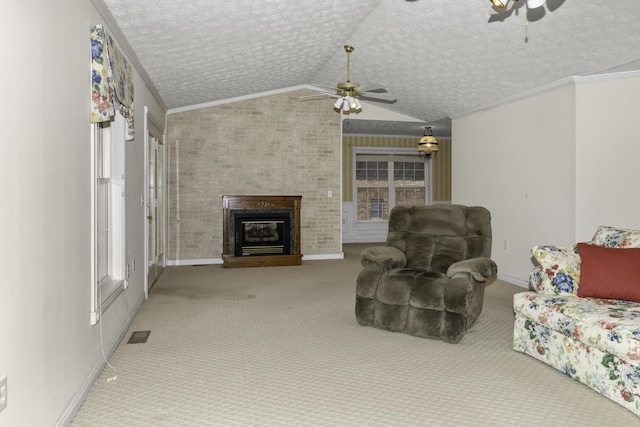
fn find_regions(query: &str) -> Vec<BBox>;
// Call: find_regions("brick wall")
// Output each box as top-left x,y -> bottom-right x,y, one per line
166,89 -> 342,262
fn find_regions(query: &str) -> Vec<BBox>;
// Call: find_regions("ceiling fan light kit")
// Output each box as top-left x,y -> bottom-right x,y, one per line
526,0 -> 546,8
333,95 -> 362,114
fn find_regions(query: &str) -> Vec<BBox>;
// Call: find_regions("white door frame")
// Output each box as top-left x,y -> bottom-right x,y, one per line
143,106 -> 167,298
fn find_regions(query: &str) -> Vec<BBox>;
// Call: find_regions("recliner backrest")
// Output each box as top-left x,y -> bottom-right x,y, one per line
386,204 -> 492,273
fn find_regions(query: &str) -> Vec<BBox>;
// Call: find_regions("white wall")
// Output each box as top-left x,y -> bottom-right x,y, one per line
453,73 -> 640,286
0,1 -> 166,425
452,83 -> 577,285
574,74 -> 640,240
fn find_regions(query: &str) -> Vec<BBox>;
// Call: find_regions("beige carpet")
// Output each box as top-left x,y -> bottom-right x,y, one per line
71,244 -> 640,426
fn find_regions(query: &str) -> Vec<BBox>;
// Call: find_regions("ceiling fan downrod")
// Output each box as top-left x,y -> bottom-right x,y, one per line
338,45 -> 359,97
344,45 -> 354,82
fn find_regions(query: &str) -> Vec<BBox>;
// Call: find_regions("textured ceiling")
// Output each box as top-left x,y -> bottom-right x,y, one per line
101,0 -> 640,136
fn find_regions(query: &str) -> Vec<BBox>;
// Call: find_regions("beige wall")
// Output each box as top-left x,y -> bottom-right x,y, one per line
574,74 -> 640,239
1,1 -> 166,425
342,135 -> 451,202
453,73 -> 640,285
166,89 -> 343,261
453,83 -> 577,285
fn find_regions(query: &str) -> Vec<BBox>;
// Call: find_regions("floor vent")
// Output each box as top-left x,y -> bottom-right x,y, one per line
127,331 -> 151,344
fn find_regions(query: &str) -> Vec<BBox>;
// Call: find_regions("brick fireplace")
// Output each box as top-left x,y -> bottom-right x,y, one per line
222,195 -> 302,268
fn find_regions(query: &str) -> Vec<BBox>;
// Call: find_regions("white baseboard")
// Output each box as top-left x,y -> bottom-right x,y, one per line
303,253 -> 344,261
498,274 -> 528,289
58,295 -> 145,426
167,254 -> 345,266
167,258 -> 222,266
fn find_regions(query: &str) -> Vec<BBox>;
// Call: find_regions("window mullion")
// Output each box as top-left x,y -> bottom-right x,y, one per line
387,161 -> 395,210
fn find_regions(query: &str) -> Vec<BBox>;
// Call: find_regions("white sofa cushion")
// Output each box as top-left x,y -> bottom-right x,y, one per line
514,292 -> 640,361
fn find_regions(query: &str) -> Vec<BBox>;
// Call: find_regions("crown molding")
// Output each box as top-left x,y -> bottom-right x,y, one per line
167,85 -> 319,115
450,76 -> 576,119
573,69 -> 640,84
343,133 -> 452,140
91,0 -> 167,112
451,69 -> 640,120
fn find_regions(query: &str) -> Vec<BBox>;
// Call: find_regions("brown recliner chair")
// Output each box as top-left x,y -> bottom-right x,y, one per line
355,204 -> 497,343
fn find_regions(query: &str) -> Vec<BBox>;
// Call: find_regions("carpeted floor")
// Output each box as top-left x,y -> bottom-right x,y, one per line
71,244 -> 640,426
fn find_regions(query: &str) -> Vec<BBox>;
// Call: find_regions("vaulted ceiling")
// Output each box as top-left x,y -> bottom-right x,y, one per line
99,0 -> 640,137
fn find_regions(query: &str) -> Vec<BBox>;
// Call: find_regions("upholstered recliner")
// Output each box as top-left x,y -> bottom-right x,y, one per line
355,204 -> 497,343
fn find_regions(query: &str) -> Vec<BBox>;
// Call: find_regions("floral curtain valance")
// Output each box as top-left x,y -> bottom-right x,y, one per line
91,24 -> 135,140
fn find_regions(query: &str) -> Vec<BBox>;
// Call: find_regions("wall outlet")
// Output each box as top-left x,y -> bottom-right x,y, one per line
503,240 -> 509,250
0,376 -> 7,413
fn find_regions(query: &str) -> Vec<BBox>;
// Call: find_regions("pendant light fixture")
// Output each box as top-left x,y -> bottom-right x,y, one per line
418,127 -> 439,157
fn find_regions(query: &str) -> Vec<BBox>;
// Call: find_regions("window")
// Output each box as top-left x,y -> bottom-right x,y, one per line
355,148 -> 431,221
356,160 -> 389,220
91,113 -> 127,324
393,161 -> 426,208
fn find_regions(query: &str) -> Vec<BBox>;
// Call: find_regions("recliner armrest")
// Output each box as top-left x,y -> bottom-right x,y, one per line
361,246 -> 407,271
447,257 -> 497,282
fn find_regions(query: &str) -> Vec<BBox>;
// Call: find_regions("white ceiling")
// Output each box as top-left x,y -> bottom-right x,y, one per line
100,0 -> 640,137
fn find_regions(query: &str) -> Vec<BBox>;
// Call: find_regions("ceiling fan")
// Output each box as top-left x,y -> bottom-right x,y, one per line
304,45 -> 397,114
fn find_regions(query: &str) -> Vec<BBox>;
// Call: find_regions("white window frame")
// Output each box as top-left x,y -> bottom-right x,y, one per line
90,113 -> 127,325
353,146 -> 432,223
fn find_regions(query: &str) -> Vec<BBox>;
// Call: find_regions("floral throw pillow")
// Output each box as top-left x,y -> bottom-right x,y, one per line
591,225 -> 640,248
531,244 -> 581,295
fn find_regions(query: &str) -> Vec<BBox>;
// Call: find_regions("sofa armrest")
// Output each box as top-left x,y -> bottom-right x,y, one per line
447,257 -> 497,282
361,246 -> 407,271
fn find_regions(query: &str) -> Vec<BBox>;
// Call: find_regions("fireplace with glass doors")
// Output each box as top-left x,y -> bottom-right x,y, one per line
222,195 -> 302,268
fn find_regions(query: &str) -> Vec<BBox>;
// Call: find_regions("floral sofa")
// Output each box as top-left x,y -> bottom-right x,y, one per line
513,225 -> 640,416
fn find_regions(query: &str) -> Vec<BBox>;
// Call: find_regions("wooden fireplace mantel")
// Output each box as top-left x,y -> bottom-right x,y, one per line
222,195 -> 302,268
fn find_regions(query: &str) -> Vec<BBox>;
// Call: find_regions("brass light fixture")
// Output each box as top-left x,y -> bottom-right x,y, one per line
490,0 -> 546,10
418,127 -> 439,157
490,0 -> 509,7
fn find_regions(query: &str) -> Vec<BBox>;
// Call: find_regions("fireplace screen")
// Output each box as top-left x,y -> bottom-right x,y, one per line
241,220 -> 285,255
233,213 -> 291,256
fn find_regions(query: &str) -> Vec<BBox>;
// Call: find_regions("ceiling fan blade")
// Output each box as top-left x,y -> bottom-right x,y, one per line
360,92 -> 397,103
359,82 -> 387,93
